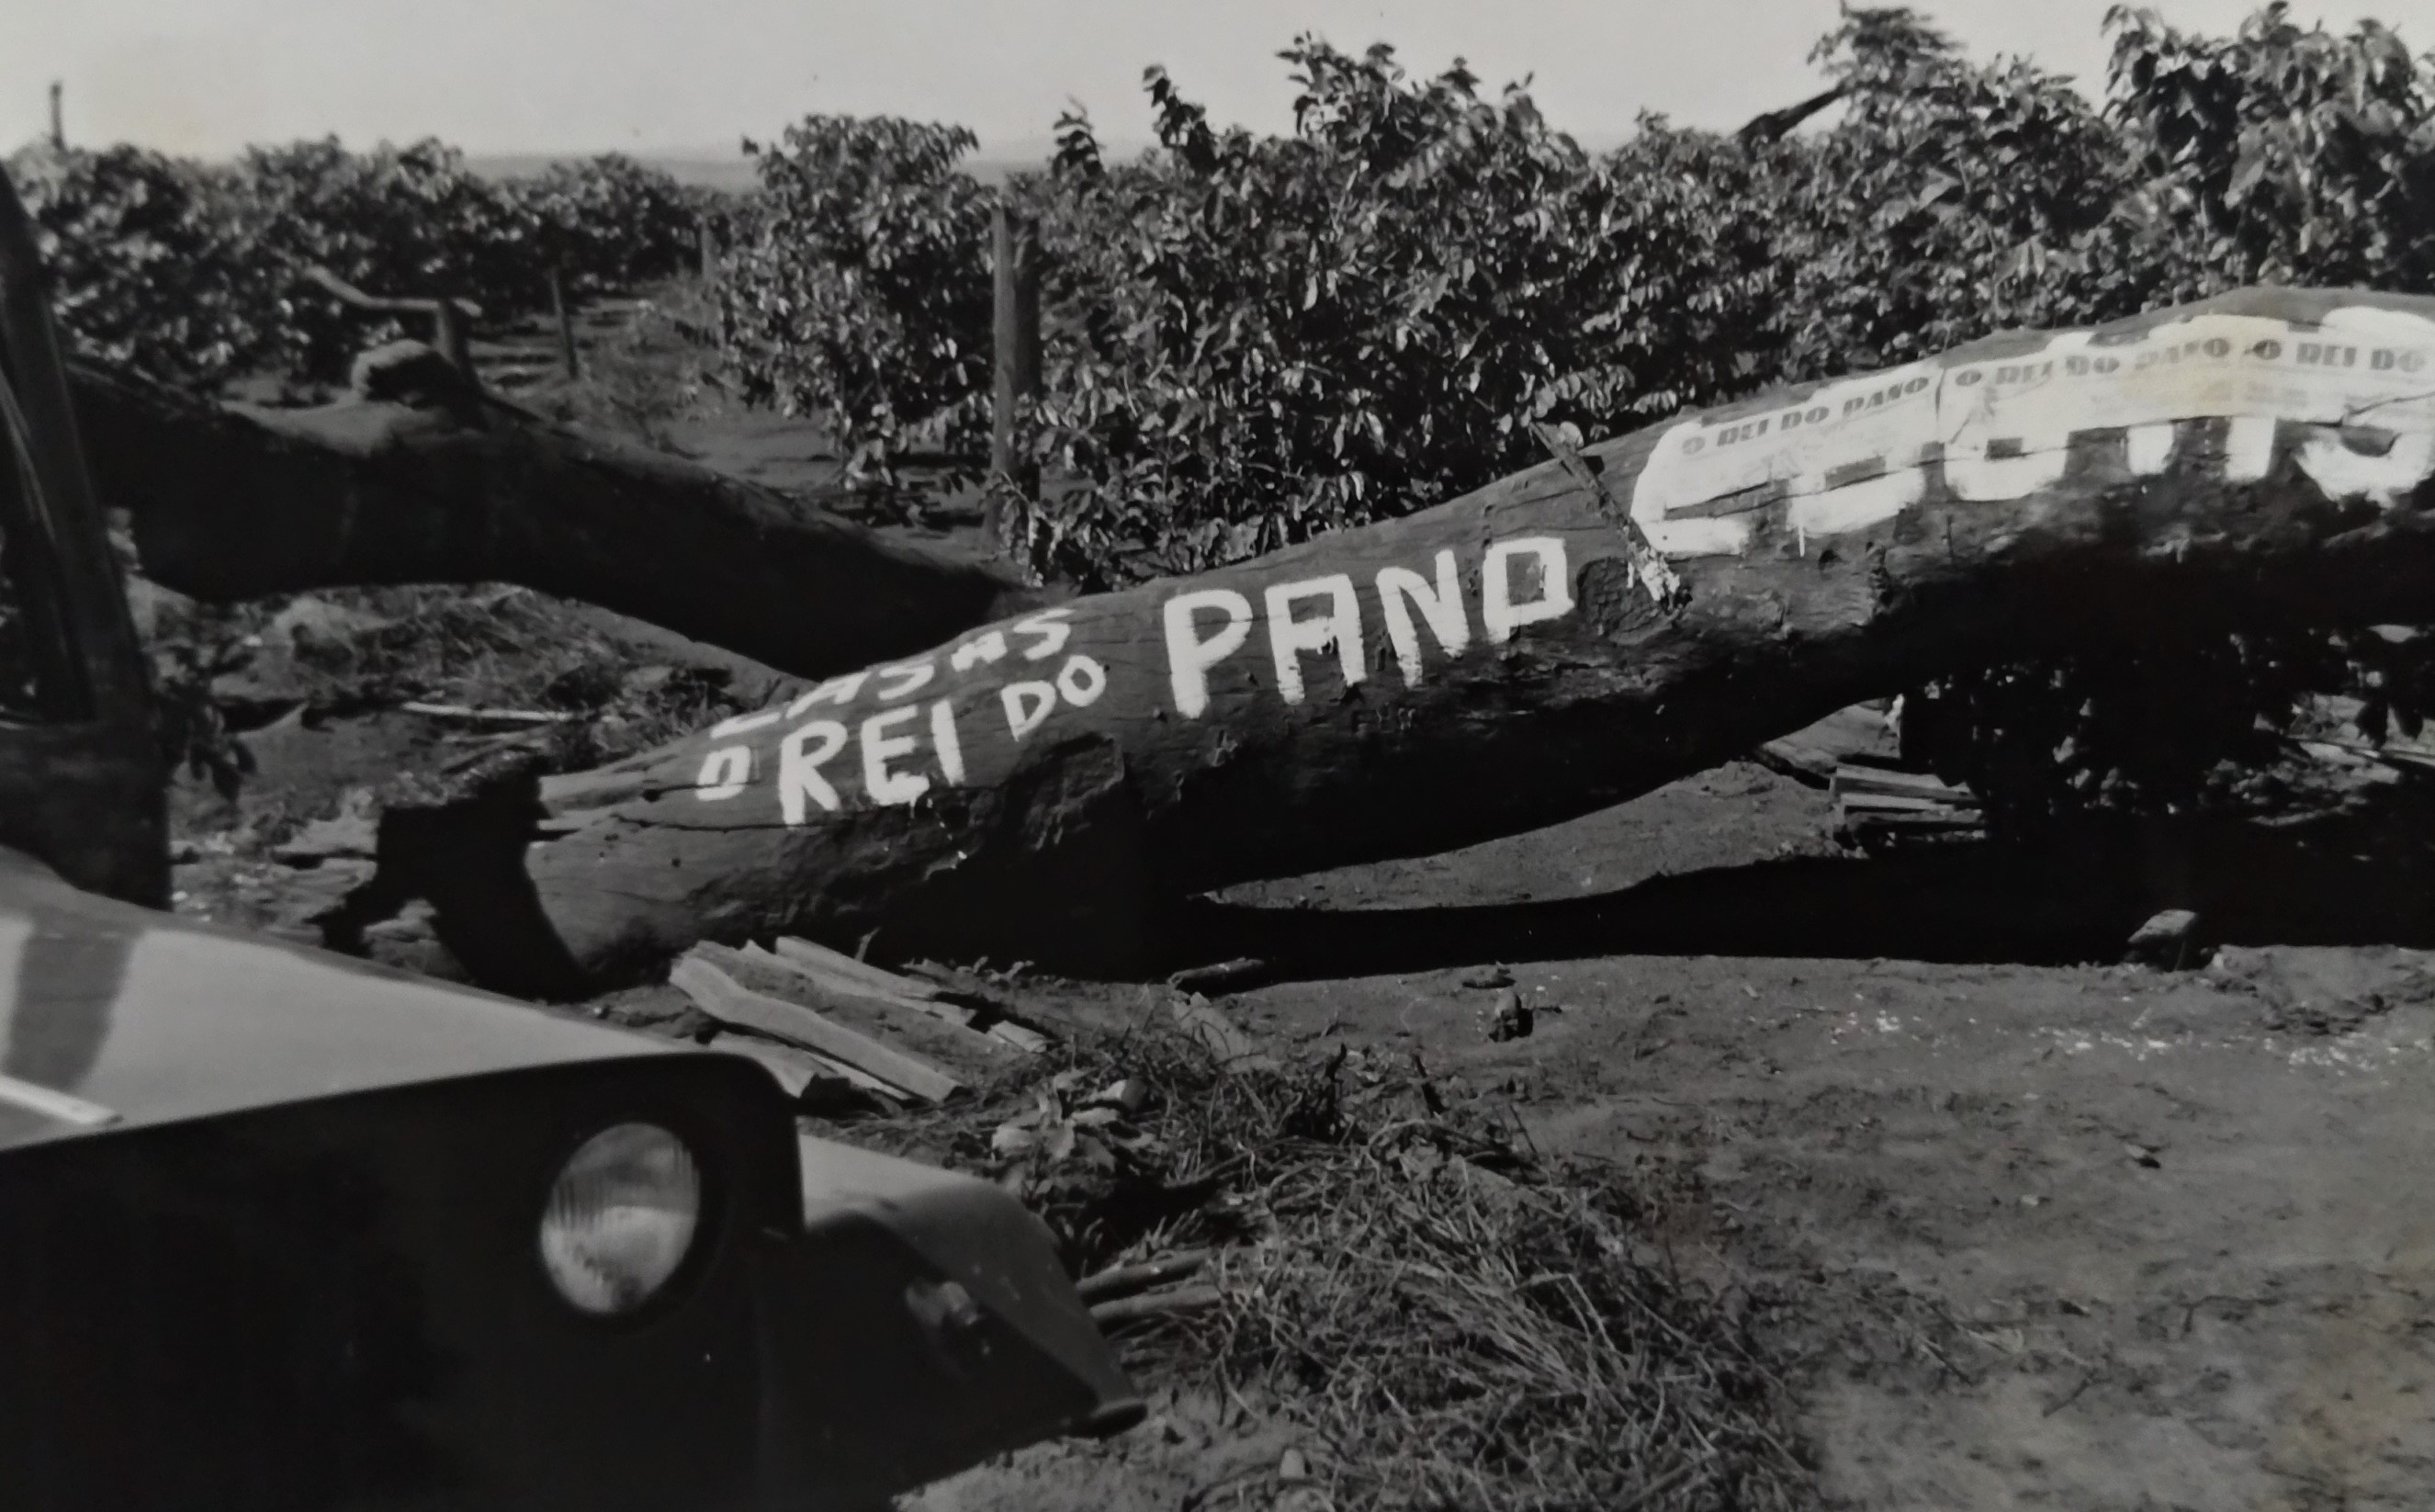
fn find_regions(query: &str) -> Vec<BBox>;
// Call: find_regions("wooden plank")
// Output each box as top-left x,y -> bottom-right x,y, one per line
704,1032 -> 872,1107
746,942 -> 976,1027
1836,791 -> 1980,815
705,943 -> 1014,1085
770,934 -> 947,1000
669,954 -> 962,1103
986,1021 -> 1051,1054
1830,764 -> 1976,803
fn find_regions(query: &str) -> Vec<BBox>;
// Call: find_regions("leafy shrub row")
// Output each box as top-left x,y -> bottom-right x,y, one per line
715,4 -> 2435,823
7,139 -> 716,386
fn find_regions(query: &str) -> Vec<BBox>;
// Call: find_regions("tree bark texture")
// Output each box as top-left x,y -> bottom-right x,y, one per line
64,361 -> 1038,679
383,288 -> 2435,996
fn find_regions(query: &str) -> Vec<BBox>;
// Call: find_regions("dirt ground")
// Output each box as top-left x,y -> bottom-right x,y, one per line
900,771 -> 2435,1511
165,298 -> 2435,1510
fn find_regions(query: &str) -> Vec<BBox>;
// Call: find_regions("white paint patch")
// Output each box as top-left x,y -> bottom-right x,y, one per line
2125,421 -> 2178,476
1001,681 -> 1056,740
693,745 -> 752,801
1377,549 -> 1470,687
860,707 -> 930,806
930,701 -> 965,784
776,719 -> 849,822
1265,575 -> 1364,705
1629,305 -> 2435,553
873,660 -> 936,701
1165,589 -> 1255,719
1012,608 -> 1074,661
949,630 -> 1007,671
1055,653 -> 1108,707
788,671 -> 867,716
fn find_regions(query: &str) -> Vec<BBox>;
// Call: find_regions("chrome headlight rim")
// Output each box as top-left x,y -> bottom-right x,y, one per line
535,1118 -> 711,1323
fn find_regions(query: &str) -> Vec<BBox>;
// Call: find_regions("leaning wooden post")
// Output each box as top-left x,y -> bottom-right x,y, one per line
987,200 -> 1042,551
548,265 -> 580,380
0,164 -> 168,906
430,298 -> 473,378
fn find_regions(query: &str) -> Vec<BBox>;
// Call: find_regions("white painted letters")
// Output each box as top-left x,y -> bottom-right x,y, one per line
1057,654 -> 1108,707
1013,608 -> 1074,661
776,720 -> 848,823
788,671 -> 867,716
930,700 -> 965,784
873,660 -> 936,701
861,707 -> 930,807
1482,537 -> 1574,644
694,745 -> 752,801
709,708 -> 782,739
1002,682 -> 1057,740
1265,575 -> 1364,705
1376,549 -> 1469,687
1165,589 -> 1254,719
950,630 -> 1008,671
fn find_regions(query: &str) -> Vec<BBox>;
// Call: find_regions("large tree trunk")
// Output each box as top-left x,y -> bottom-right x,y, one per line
67,358 -> 1037,678
381,288 -> 2435,996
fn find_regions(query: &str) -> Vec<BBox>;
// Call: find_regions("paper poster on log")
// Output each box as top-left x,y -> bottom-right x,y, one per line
1629,304 -> 2435,557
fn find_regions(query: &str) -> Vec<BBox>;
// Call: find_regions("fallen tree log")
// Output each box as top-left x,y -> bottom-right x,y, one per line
64,354 -> 1036,678
380,288 -> 2435,996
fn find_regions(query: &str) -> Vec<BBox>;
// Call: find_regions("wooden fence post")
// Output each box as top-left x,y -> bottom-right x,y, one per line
548,265 -> 580,380
48,83 -> 62,151
987,200 -> 1041,551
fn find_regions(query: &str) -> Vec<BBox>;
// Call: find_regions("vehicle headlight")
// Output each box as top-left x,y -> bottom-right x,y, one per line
539,1123 -> 704,1316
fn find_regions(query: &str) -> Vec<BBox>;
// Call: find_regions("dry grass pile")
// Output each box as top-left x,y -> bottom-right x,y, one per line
836,1024 -> 1814,1512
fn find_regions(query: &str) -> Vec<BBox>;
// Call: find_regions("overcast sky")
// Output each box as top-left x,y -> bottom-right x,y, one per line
5,0 -> 2416,162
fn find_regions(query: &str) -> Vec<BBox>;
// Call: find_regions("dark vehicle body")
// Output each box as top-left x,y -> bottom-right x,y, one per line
0,849 -> 1137,1511
0,163 -> 1137,1510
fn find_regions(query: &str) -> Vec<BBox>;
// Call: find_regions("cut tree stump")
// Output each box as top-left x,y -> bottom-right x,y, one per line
63,357 -> 1039,679
374,288 -> 2435,995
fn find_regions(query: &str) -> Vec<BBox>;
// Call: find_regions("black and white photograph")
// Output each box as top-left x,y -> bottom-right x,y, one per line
6,0 -> 2435,1506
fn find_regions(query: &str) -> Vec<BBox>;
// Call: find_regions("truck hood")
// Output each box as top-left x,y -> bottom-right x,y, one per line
0,846 -> 673,1147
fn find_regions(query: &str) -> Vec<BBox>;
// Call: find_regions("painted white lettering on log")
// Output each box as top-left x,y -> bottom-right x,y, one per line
777,720 -> 848,822
694,745 -> 752,800
1482,537 -> 1574,644
1002,681 -> 1057,740
1377,549 -> 1469,687
1166,589 -> 1255,718
1057,653 -> 1108,707
788,671 -> 867,716
860,707 -> 930,807
950,630 -> 1008,671
1629,305 -> 2435,554
930,700 -> 965,785
1265,575 -> 1365,705
873,660 -> 936,701
1013,608 -> 1074,661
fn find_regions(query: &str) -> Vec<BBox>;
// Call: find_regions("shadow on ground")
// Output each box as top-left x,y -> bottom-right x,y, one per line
1160,798 -> 2435,980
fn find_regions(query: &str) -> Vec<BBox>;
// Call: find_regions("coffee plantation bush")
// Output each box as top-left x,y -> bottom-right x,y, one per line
710,3 -> 2435,821
8,137 -> 713,386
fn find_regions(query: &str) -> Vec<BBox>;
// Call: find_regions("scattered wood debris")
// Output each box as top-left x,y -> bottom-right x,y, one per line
1167,990 -> 1270,1068
1832,762 -> 1984,846
668,935 -> 1049,1108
